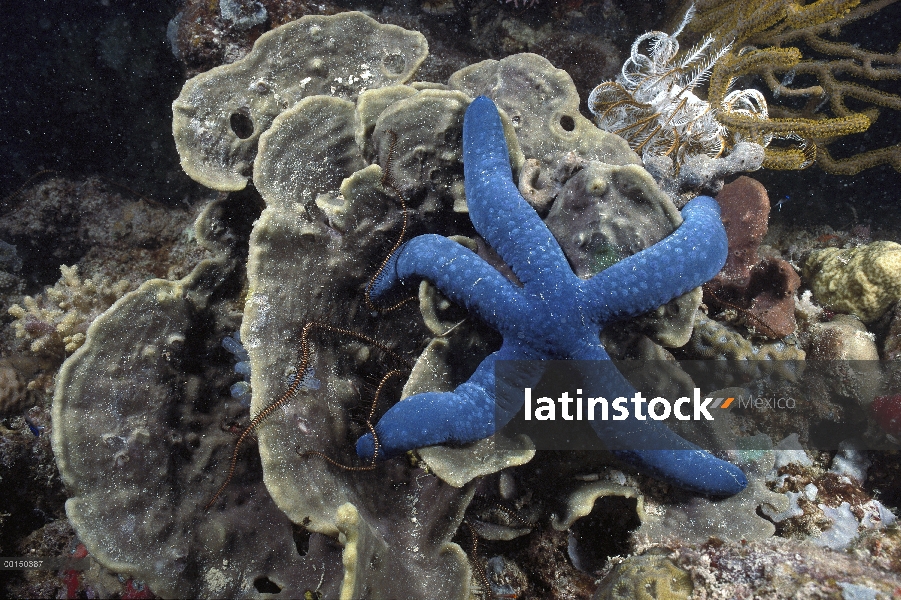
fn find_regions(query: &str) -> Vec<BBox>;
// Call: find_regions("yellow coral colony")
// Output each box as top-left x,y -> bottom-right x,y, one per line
688,0 -> 901,174
594,552 -> 693,600
803,241 -> 901,323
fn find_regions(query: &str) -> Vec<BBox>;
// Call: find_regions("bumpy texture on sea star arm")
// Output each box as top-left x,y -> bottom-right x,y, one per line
357,96 -> 747,497
584,196 -> 728,322
369,235 -> 531,327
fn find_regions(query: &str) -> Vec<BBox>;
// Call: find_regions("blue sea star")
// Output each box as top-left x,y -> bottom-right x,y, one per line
357,96 -> 747,497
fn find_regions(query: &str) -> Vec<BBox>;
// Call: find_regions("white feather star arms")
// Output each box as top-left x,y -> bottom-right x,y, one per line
588,6 -> 770,166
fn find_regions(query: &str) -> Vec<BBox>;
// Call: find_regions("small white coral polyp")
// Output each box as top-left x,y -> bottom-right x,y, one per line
588,7 -> 764,164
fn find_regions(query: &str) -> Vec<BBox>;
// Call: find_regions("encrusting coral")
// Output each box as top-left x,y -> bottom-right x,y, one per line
539,158 -> 704,349
683,311 -> 806,360
229,43 -> 735,600
449,53 -> 640,176
176,13 -> 487,598
669,536 -> 901,598
593,551 -> 692,600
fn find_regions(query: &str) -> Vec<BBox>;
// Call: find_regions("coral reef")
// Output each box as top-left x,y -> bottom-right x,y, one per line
644,141 -> 765,202
165,0 -> 652,103
0,359 -> 27,416
0,177 -> 205,286
670,536 -> 901,598
635,438 -> 790,545
448,53 -> 640,174
193,36 -> 740,600
683,311 -> 806,360
593,551 -> 692,600
806,314 -> 879,362
539,157 -> 703,348
763,439 -> 898,550
32,8 -> 901,600
803,241 -> 901,323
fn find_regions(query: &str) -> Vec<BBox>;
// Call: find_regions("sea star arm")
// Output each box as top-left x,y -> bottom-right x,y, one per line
356,341 -> 545,459
463,96 -> 575,290
572,356 -> 748,496
616,448 -> 749,496
582,195 -> 728,323
369,233 -> 531,327
359,340 -> 747,496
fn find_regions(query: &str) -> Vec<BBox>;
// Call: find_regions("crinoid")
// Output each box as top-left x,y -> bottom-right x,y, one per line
588,5 -> 770,166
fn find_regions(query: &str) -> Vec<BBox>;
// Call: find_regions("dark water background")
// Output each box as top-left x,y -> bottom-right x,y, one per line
1,0 -> 900,283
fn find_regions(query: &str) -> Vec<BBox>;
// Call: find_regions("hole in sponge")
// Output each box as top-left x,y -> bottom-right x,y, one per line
230,110 -> 254,139
292,523 -> 311,557
560,115 -> 576,132
253,576 -> 281,594
568,495 -> 640,573
383,52 -> 405,75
